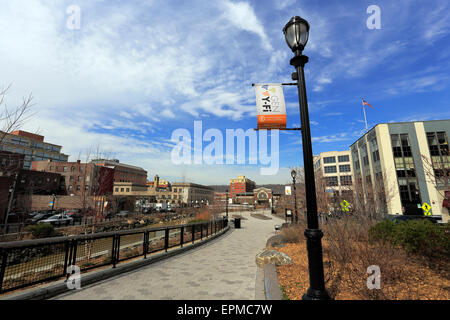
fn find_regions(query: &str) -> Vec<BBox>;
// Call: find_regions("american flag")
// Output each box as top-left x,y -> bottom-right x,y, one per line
362,98 -> 374,108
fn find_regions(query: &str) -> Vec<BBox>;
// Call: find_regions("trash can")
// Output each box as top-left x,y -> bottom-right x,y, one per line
234,218 -> 241,229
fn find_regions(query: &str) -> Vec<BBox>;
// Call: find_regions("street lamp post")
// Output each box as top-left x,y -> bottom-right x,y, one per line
291,169 -> 298,223
283,16 -> 331,300
225,189 -> 229,219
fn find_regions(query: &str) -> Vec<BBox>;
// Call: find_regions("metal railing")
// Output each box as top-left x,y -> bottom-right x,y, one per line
0,218 -> 228,294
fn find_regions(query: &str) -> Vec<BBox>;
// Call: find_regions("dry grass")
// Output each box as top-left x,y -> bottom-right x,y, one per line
276,217 -> 450,300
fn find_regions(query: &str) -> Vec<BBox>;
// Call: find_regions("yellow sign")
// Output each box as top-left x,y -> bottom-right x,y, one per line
421,203 -> 431,216
340,200 -> 350,212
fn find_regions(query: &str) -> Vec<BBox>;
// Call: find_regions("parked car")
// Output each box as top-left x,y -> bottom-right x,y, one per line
26,212 -> 53,224
38,214 -> 73,226
117,211 -> 131,217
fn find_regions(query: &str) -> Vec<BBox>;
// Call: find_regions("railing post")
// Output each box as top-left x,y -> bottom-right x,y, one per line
205,222 -> 208,237
200,224 -> 203,240
112,235 -> 118,268
165,228 -> 169,252
0,249 -> 8,293
71,240 -> 78,267
143,231 -> 148,259
192,225 -> 195,244
63,240 -> 71,276
180,226 -> 184,248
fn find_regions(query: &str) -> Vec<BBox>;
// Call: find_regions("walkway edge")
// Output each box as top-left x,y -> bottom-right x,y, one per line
1,226 -> 230,300
263,264 -> 282,300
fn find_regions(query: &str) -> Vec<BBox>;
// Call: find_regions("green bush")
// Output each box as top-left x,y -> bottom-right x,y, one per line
368,219 -> 396,242
369,219 -> 450,261
188,219 -> 208,224
24,223 -> 58,238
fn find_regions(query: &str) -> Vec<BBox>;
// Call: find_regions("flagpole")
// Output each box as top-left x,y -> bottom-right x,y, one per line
362,99 -> 368,132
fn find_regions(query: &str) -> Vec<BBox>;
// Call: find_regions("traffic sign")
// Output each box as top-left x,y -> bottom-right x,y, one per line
340,200 -> 350,212
421,203 -> 431,216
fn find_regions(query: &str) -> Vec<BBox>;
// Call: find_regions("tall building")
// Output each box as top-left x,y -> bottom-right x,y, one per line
313,150 -> 354,202
350,120 -> 449,222
91,159 -> 147,185
229,175 -> 256,198
0,130 -> 69,170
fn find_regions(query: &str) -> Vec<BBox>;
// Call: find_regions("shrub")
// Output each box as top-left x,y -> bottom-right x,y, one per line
393,220 -> 449,261
24,223 -> 58,239
369,219 -> 450,262
368,219 -> 396,243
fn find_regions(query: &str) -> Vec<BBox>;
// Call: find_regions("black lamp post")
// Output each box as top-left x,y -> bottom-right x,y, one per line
283,16 -> 331,300
291,169 -> 298,223
225,189 -> 229,219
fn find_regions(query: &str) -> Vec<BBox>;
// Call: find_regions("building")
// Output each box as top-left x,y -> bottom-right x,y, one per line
31,160 -> 114,196
91,159 -> 147,185
0,169 -> 64,222
350,120 -> 449,222
0,130 -> 69,170
313,151 -> 354,202
234,187 -> 274,207
229,176 -> 256,198
0,150 -> 25,176
113,180 -> 215,206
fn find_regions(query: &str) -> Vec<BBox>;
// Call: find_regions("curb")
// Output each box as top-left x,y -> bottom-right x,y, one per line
263,264 -> 283,300
1,226 -> 230,300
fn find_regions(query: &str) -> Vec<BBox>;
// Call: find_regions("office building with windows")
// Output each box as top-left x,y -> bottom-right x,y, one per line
313,151 -> 354,202
0,130 -> 69,170
229,176 -> 256,198
350,120 -> 449,221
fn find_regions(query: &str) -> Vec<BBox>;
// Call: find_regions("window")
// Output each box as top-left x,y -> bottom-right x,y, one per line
69,176 -> 74,181
339,165 -> 351,172
76,185 -> 80,191
173,188 -> 177,193
78,176 -> 82,182
323,156 -> 336,164
63,166 -> 67,172
324,166 -> 337,173
126,188 -> 130,192
71,166 -> 75,172
120,188 -> 124,192
340,175 -> 352,185
325,176 -> 338,186
115,187 -> 119,192
338,155 -> 349,162
68,185 -> 73,191
361,145 -> 369,166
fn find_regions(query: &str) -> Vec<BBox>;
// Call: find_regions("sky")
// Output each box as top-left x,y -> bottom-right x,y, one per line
0,0 -> 449,185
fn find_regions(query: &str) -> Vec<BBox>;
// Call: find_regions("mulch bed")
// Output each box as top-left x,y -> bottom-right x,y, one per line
274,241 -> 450,300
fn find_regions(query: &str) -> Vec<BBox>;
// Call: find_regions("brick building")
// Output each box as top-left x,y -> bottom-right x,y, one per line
0,130 -> 69,170
229,175 -> 256,198
31,160 -> 114,196
91,159 -> 147,185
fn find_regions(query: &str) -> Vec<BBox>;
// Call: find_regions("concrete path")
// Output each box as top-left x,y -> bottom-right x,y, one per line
54,209 -> 283,300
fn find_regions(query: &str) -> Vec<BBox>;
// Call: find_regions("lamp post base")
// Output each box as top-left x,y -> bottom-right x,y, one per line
302,287 -> 331,300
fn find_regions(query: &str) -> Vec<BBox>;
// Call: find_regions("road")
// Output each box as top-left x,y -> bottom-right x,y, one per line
54,209 -> 283,300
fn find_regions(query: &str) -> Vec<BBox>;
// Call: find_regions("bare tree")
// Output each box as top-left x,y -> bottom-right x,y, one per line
0,84 -> 34,144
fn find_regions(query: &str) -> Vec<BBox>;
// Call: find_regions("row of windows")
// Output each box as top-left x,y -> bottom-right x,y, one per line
323,155 -> 350,164
325,175 -> 352,186
324,165 -> 351,173
68,185 -> 89,191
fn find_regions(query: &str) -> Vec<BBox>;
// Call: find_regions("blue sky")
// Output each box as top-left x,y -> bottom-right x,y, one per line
0,0 -> 449,185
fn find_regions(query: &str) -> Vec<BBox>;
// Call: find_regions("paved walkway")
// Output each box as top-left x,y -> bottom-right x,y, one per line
54,210 -> 283,300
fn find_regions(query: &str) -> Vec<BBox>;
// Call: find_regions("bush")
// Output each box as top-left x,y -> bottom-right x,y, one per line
369,219 -> 450,262
368,219 -> 396,242
24,223 -> 58,238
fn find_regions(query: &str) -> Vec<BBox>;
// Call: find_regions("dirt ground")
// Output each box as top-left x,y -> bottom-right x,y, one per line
275,241 -> 450,300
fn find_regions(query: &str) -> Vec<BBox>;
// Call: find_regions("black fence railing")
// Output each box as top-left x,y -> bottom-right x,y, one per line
0,218 -> 228,294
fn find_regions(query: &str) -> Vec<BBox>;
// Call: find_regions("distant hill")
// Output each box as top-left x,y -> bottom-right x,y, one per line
208,184 -> 286,194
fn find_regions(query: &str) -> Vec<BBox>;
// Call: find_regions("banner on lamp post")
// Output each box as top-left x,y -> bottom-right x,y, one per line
254,84 -> 287,129
285,186 -> 292,195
